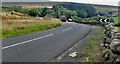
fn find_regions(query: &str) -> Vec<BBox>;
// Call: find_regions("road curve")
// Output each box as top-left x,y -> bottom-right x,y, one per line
2,22 -> 91,62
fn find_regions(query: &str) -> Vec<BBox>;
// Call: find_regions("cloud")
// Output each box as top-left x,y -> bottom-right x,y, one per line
50,0 -> 119,6
1,0 -> 50,2
1,0 -> 119,6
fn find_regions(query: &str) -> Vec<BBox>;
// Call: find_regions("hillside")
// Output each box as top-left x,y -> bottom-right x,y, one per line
93,5 -> 118,12
3,2 -> 118,11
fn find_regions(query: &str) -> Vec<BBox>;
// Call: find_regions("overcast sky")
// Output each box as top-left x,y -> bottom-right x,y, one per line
1,0 -> 120,6
50,0 -> 119,6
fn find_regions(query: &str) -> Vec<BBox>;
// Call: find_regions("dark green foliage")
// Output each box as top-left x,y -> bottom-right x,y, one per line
28,9 -> 41,17
53,5 -> 78,19
2,6 -> 21,12
86,6 -> 96,17
108,11 -> 113,14
110,17 -> 114,23
76,10 -> 87,18
41,8 -> 48,17
53,5 -> 68,18
2,6 -> 29,14
71,16 -> 82,21
3,3 -> 97,20
57,3 -> 97,17
66,10 -> 77,19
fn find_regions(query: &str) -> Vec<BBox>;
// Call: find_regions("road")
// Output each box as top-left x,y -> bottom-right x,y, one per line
2,22 -> 91,62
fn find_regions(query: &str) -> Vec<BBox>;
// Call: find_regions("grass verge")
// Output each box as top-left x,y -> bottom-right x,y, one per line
79,28 -> 104,62
113,17 -> 118,24
114,27 -> 120,32
2,23 -> 62,38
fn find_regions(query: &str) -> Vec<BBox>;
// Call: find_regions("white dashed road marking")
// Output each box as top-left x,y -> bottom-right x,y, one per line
62,27 -> 72,32
2,34 -> 53,49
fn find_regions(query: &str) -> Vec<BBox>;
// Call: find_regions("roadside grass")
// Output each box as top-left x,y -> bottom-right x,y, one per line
113,17 -> 118,24
2,19 -> 61,31
2,15 -> 62,38
80,28 -> 104,62
114,27 -> 120,32
2,23 -> 62,38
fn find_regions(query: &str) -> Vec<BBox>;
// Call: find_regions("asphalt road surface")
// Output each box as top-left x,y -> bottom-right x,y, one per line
2,22 -> 91,62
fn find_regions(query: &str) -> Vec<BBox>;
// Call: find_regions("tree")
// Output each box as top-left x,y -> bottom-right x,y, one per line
53,5 -> 68,18
46,9 -> 55,18
110,18 -> 114,23
28,9 -> 41,17
12,6 -> 22,12
76,10 -> 88,18
71,16 -> 82,21
86,7 -> 96,17
41,8 -> 48,17
58,3 -> 96,17
67,10 -> 77,19
109,11 -> 113,15
22,9 -> 29,14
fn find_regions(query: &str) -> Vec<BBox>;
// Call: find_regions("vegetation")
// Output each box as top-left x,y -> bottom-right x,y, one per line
2,3 -> 97,21
2,8 -> 62,38
2,14 -> 62,38
2,23 -> 62,38
11,11 -> 24,16
28,9 -> 41,17
2,2 -> 118,22
113,17 -> 119,24
2,2 -> 119,38
115,27 -> 120,32
79,28 -> 104,62
58,3 -> 96,17
94,5 -> 118,13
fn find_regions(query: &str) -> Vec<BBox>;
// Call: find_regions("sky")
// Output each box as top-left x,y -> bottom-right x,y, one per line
50,0 -> 119,6
1,0 -> 120,6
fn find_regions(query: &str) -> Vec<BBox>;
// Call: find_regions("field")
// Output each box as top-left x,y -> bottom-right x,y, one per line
1,13 -> 62,38
93,5 -> 118,12
2,2 -> 57,8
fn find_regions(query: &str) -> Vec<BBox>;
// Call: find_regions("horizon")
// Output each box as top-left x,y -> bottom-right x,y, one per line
1,0 -> 119,6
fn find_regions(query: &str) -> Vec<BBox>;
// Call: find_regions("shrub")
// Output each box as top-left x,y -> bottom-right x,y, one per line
28,9 -> 41,17
11,11 -> 24,16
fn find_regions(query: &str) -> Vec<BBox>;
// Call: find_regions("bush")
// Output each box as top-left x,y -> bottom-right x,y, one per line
110,17 -> 114,23
28,9 -> 41,17
11,11 -> 24,16
71,16 -> 82,21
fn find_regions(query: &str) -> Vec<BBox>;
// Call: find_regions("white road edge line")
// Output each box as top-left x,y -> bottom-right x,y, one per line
2,34 -> 53,50
62,27 -> 72,32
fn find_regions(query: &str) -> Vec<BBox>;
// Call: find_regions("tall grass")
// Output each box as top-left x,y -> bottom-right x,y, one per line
114,27 -> 120,32
113,17 -> 118,24
2,23 -> 62,38
2,15 -> 62,38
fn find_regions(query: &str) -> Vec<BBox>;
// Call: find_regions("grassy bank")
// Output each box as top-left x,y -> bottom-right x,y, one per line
114,27 -> 120,32
2,14 -> 62,38
2,23 -> 62,38
80,28 -> 104,62
113,17 -> 118,24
